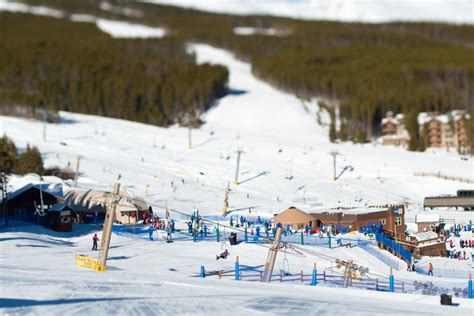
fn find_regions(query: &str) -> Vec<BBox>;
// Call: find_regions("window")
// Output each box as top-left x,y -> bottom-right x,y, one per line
380,219 -> 386,225
395,217 -> 402,226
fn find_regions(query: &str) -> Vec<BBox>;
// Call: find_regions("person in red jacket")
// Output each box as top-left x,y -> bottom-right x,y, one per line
92,234 -> 100,250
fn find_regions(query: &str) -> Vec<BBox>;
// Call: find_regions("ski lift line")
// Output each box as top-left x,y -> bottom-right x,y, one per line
148,202 -> 297,246
152,201 -> 347,263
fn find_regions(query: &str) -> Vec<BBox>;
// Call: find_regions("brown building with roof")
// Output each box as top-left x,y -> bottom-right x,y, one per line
379,112 -> 409,147
274,205 -> 406,234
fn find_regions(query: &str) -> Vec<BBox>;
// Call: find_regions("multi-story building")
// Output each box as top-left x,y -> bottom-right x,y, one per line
379,111 -> 409,147
453,110 -> 471,154
418,110 -> 471,154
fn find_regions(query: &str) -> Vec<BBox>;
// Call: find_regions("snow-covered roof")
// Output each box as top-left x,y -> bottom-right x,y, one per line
381,117 -> 399,125
309,206 -> 388,215
452,110 -> 470,122
418,110 -> 469,125
395,113 -> 404,120
6,183 -> 64,202
417,112 -> 449,125
339,207 -> 387,215
410,231 -> 439,241
415,213 -> 440,223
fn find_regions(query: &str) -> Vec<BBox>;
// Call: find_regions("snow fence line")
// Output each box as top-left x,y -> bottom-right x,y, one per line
199,264 -> 473,299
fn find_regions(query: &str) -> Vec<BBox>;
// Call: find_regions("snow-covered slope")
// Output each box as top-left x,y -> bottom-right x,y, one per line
0,0 -> 166,38
146,0 -> 474,24
1,44 -> 471,223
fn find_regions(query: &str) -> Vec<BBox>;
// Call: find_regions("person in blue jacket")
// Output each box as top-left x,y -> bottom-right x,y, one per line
148,225 -> 154,241
256,226 -> 261,237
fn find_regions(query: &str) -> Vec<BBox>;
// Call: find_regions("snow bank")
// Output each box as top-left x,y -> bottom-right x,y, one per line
233,26 -> 286,36
0,0 -> 63,18
95,19 -> 166,38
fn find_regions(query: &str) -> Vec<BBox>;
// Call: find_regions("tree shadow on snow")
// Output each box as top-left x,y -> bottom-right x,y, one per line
0,223 -> 101,239
0,297 -> 142,308
227,88 -> 247,96
16,244 -> 51,248
107,255 -> 132,261
0,237 -> 74,247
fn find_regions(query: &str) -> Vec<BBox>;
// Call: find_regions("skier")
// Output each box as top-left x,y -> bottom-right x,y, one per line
428,262 -> 433,276
187,221 -> 192,234
170,219 -> 175,232
230,217 -> 234,227
166,222 -> 173,243
92,234 -> 100,250
204,224 -> 208,237
256,226 -> 260,237
148,225 -> 154,241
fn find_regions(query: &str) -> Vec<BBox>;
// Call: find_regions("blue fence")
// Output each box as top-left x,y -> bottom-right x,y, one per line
376,233 -> 412,262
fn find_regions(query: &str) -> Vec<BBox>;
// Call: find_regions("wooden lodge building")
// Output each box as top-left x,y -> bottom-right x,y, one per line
0,183 -> 64,221
0,183 -> 73,231
274,205 -> 406,234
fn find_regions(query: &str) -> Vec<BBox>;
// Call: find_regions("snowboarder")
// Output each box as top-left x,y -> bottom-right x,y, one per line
428,262 -> 433,276
216,249 -> 229,260
92,234 -> 99,250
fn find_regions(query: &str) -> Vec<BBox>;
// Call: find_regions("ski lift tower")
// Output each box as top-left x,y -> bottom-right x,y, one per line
329,151 -> 339,181
335,259 -> 369,288
261,227 -> 283,282
184,113 -> 193,150
234,147 -> 244,185
98,175 -> 122,268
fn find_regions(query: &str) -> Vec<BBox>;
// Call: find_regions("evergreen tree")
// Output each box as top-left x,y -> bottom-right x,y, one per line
329,121 -> 337,143
15,144 -> 45,175
339,120 -> 348,142
0,135 -> 17,173
406,110 -> 420,151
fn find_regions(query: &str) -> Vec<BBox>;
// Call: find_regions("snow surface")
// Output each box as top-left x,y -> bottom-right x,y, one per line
145,0 -> 474,24
0,224 -> 472,315
0,1 -> 165,39
233,26 -> 285,36
0,0 -> 63,18
95,18 -> 165,38
1,12 -> 473,314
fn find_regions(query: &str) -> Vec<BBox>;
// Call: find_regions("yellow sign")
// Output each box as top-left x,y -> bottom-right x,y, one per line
76,254 -> 106,272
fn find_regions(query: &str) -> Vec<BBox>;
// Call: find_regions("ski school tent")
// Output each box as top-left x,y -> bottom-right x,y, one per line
64,188 -> 148,224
